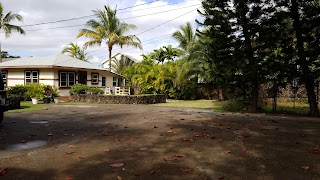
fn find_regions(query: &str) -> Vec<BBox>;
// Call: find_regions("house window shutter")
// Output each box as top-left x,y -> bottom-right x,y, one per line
102,77 -> 106,87
68,72 -> 75,86
60,72 -> 67,87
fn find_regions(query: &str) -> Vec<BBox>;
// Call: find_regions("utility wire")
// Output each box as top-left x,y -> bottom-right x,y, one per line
21,5 -> 200,32
135,7 -> 199,36
21,0 -> 161,27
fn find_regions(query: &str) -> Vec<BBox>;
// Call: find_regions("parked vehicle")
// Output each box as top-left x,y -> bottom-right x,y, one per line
0,71 -> 8,124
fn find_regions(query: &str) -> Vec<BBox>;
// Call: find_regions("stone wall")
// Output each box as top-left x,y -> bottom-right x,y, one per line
70,94 -> 166,104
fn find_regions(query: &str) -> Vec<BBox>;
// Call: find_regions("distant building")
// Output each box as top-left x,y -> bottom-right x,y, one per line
101,52 -> 143,70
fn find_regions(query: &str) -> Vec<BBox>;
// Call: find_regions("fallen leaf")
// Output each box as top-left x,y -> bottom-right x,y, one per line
175,154 -> 185,158
98,130 -> 103,133
20,140 -> 27,143
163,156 -> 177,161
134,173 -> 142,176
111,169 -> 117,172
114,138 -> 125,142
179,118 -> 185,120
102,132 -> 111,136
66,176 -> 72,180
104,147 -> 110,152
68,145 -> 76,148
149,170 -> 155,175
218,175 -> 224,179
153,126 -> 159,128
65,152 -> 75,155
48,133 -> 54,136
0,168 -> 7,176
301,166 -> 310,171
308,149 -> 319,154
110,163 -> 125,167
182,137 -> 193,142
225,150 -> 231,154
117,176 -> 122,180
241,148 -> 247,152
140,147 -> 147,151
180,168 -> 192,173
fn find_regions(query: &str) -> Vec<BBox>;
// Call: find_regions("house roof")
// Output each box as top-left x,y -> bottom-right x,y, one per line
101,52 -> 143,65
0,54 -> 122,76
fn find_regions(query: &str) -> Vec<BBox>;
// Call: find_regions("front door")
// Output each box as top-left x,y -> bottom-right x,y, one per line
78,71 -> 87,85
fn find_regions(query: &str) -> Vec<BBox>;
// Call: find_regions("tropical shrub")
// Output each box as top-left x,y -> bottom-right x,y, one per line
7,84 -> 59,101
69,83 -> 89,95
222,99 -> 249,112
7,85 -> 27,99
88,87 -> 104,95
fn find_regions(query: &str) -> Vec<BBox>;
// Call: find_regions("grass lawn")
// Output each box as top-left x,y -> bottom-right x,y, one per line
7,101 -> 48,113
152,99 -> 227,112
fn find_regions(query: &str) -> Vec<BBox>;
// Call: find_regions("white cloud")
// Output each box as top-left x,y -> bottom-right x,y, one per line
0,0 -> 202,65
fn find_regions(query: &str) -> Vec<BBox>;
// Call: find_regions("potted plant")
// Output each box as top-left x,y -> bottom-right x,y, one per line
43,86 -> 52,103
52,86 -> 60,103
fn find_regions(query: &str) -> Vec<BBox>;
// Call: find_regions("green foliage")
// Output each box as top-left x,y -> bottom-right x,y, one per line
61,42 -> 89,61
8,84 -> 59,100
69,83 -> 89,95
7,84 -> 27,98
222,99 -> 249,112
24,84 -> 46,100
52,86 -> 60,97
88,87 -> 104,95
77,5 -> 142,70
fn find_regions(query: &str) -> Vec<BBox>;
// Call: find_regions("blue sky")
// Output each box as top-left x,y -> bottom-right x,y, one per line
0,0 -> 202,65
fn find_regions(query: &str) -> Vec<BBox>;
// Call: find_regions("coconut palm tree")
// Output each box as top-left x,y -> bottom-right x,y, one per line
111,54 -> 134,74
0,2 -> 25,62
172,22 -> 197,54
77,6 -> 142,70
61,42 -> 89,61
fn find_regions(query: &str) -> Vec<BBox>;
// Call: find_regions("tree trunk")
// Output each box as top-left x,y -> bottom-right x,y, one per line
291,0 -> 319,116
108,46 -> 112,71
272,82 -> 278,112
238,0 -> 259,112
0,41 -> 2,63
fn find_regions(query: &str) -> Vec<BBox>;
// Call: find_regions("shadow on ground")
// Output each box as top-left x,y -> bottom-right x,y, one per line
0,104 -> 319,179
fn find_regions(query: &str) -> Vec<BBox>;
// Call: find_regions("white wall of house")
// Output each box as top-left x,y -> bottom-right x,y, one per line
6,69 -> 24,86
3,68 -> 121,97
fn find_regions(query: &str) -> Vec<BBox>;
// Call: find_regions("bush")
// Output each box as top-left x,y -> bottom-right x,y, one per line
69,83 -> 89,95
7,85 -> 27,99
7,84 -> 59,101
222,99 -> 249,112
24,84 -> 46,100
88,87 -> 104,95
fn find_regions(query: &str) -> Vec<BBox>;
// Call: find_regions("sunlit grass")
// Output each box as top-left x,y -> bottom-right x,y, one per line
152,99 -> 227,112
7,101 -> 47,113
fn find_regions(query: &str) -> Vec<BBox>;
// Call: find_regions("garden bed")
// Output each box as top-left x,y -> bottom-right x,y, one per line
70,94 -> 166,104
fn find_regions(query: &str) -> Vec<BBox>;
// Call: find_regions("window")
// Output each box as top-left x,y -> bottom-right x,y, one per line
102,77 -> 106,87
59,72 -> 76,87
113,77 -> 118,87
92,73 -> 99,84
1,71 -> 7,86
25,70 -> 38,84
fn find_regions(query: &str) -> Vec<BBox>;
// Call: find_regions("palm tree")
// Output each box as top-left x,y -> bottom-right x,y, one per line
77,6 -> 142,70
111,54 -> 134,74
61,42 -> 89,61
0,2 -> 25,62
172,22 -> 196,54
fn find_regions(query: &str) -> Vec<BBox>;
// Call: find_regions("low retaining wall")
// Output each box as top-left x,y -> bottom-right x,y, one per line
70,94 -> 166,104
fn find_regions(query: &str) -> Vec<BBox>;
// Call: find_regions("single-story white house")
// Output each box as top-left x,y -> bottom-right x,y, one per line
0,54 -> 124,96
101,52 -> 143,70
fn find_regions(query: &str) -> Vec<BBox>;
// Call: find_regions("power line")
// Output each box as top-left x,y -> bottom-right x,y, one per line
21,5 -> 200,32
135,7 -> 199,36
21,0 -> 189,27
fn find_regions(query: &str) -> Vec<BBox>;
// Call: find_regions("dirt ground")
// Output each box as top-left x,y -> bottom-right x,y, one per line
0,104 -> 319,180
